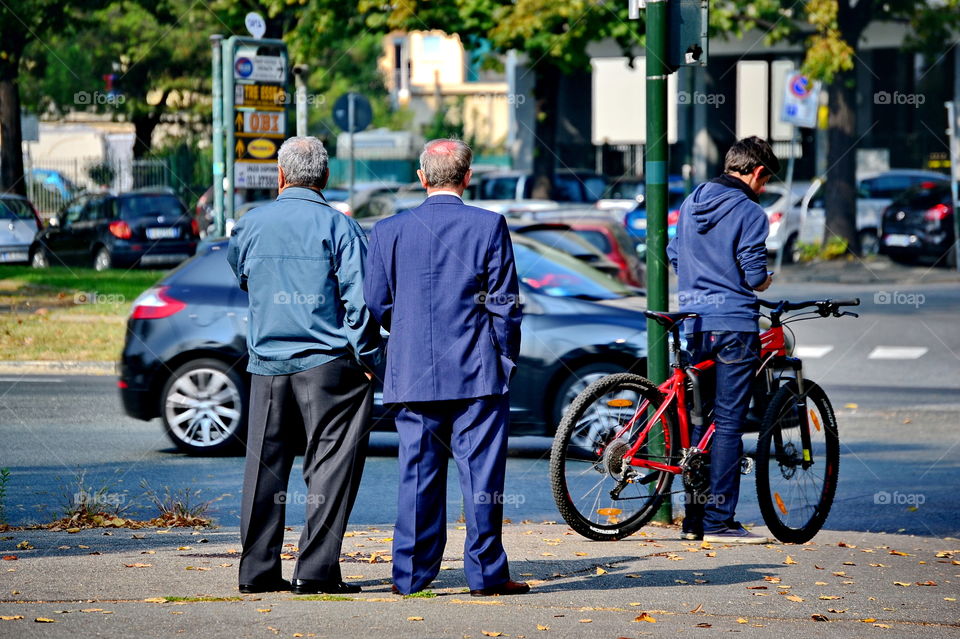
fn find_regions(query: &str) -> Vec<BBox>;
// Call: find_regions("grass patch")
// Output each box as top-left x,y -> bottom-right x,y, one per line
0,265 -> 166,360
161,596 -> 244,602
294,594 -> 356,601
0,468 -> 10,529
403,590 -> 436,599
796,236 -> 851,262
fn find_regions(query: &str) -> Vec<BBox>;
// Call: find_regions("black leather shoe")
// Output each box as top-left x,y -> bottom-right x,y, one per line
292,579 -> 362,595
239,578 -> 291,594
469,580 -> 530,597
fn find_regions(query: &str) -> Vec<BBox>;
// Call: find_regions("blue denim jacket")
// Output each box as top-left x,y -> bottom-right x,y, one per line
227,187 -> 382,375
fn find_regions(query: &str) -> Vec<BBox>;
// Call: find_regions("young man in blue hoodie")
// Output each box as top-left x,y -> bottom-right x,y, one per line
667,136 -> 779,544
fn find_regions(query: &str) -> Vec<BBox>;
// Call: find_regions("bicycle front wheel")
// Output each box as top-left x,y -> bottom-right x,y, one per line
549,373 -> 677,541
755,379 -> 839,543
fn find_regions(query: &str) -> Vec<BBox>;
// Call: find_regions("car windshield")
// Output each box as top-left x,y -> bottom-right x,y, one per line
894,184 -> 950,209
119,194 -> 186,219
603,181 -> 643,200
0,198 -> 35,221
513,238 -> 635,300
518,228 -> 598,258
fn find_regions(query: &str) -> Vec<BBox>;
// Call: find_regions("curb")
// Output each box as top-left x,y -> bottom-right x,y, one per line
0,360 -> 116,376
777,260 -> 960,285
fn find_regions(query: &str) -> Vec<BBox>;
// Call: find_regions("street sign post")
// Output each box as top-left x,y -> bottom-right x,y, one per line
217,36 -> 290,229
777,71 -> 821,269
333,92 -> 373,210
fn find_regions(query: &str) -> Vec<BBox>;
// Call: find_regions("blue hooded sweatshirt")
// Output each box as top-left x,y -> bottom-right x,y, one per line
667,174 -> 769,334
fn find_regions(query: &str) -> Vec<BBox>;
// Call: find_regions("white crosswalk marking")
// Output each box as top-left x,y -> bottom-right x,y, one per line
867,346 -> 929,360
795,345 -> 834,359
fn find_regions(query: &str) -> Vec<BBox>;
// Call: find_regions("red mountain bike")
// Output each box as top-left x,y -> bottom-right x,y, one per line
549,298 -> 860,544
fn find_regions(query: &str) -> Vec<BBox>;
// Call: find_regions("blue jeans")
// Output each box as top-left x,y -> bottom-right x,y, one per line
683,331 -> 760,533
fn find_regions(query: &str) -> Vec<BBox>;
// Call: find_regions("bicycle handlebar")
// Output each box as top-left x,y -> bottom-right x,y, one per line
758,298 -> 861,314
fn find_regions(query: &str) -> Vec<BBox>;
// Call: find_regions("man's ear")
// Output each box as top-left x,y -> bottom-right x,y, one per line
277,166 -> 286,193
417,169 -> 429,189
462,168 -> 473,190
319,167 -> 330,190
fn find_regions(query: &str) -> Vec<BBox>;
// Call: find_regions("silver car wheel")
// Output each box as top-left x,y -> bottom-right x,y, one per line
165,367 -> 242,449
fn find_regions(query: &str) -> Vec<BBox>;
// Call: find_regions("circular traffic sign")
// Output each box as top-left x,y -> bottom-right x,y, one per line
789,73 -> 813,99
333,93 -> 373,133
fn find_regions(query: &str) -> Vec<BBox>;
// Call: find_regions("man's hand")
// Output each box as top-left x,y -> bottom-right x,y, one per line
754,274 -> 773,292
364,371 -> 373,381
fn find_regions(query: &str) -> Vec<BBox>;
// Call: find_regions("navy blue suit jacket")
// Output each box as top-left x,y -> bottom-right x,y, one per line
364,194 -> 522,404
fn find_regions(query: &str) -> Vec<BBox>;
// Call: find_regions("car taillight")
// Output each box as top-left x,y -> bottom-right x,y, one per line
667,209 -> 680,226
923,204 -> 951,222
190,218 -> 200,237
109,220 -> 132,239
768,211 -> 784,223
130,286 -> 186,319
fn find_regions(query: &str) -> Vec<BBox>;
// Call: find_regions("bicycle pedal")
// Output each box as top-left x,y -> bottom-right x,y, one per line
740,456 -> 755,475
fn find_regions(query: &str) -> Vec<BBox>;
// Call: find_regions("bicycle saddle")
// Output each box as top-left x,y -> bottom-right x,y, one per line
643,310 -> 699,330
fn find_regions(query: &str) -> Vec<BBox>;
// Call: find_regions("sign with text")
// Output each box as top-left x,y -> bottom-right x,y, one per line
234,54 -> 286,83
235,110 -> 285,138
780,71 -> 821,129
234,83 -> 288,108
235,161 -> 279,189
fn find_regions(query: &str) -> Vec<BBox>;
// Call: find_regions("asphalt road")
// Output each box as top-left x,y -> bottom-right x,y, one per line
1,280 -> 958,538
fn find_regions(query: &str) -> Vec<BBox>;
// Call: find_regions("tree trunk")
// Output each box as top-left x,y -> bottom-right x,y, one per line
530,62 -> 561,200
132,113 -> 159,158
824,68 -> 860,255
0,72 -> 26,196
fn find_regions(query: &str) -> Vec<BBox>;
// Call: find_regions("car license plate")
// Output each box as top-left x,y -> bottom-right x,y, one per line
0,251 -> 28,262
140,253 -> 190,265
884,234 -> 911,247
146,227 -> 180,240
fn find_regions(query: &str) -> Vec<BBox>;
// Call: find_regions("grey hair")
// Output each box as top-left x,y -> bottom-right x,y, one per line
278,136 -> 329,188
419,139 -> 472,188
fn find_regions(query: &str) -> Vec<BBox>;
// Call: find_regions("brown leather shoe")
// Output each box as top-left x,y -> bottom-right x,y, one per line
391,584 -> 402,595
469,580 -> 530,597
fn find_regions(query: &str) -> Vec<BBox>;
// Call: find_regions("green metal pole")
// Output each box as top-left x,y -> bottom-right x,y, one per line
645,0 -> 672,524
222,36 -> 236,228
210,34 -> 224,237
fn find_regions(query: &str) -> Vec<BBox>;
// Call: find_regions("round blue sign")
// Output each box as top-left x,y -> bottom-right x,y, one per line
235,57 -> 253,78
789,74 -> 812,98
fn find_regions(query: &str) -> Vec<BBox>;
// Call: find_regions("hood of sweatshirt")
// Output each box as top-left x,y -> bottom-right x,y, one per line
685,180 -> 752,234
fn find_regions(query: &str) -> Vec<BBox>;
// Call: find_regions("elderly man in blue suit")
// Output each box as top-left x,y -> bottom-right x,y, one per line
364,139 -> 528,597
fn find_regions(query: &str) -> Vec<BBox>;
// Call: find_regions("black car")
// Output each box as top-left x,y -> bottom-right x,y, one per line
507,221 -> 622,279
880,181 -> 956,266
473,170 -> 608,203
119,235 -> 649,454
32,190 -> 199,271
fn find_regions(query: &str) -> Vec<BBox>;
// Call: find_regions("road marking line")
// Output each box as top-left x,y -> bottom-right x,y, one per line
0,378 -> 64,383
795,345 -> 834,359
867,346 -> 929,360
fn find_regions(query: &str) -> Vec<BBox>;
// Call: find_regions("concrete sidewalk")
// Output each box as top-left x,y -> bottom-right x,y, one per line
1,523 -> 957,638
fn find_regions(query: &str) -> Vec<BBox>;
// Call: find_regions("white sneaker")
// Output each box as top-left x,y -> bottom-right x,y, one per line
703,524 -> 770,544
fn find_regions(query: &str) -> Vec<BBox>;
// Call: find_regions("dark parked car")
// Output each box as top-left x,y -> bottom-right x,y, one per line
879,181 -> 956,266
119,235 -> 649,454
474,170 -> 608,203
0,194 -> 43,264
32,190 -> 199,270
507,221 -> 622,279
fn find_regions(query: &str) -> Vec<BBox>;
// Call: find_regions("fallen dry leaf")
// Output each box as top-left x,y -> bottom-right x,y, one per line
1,556 -> 16,561
257,608 -> 271,613
858,618 -> 877,623
893,582 -> 911,587
819,596 -> 842,600
736,618 -> 748,624
633,613 -> 656,623
144,598 -> 167,603
407,617 -> 423,621
689,603 -> 703,613
579,619 -> 592,623
575,552 -> 587,557
34,618 -> 57,623
783,556 -> 798,565
595,567 -> 607,575
481,632 -> 503,637
124,563 -> 152,568
785,595 -> 804,602
874,624 -> 891,629
1,616 -> 24,620
828,608 -> 847,613
696,623 -> 712,628
811,614 -> 829,622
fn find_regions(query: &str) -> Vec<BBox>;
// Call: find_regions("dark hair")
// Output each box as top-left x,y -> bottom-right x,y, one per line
723,136 -> 781,178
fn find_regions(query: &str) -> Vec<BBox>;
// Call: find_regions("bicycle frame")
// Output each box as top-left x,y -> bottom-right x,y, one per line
616,316 -> 810,476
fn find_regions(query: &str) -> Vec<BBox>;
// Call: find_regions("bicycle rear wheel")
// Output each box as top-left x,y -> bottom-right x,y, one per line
755,379 -> 839,543
549,373 -> 677,541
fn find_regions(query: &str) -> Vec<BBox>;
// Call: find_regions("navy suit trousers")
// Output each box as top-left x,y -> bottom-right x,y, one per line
391,395 -> 511,593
